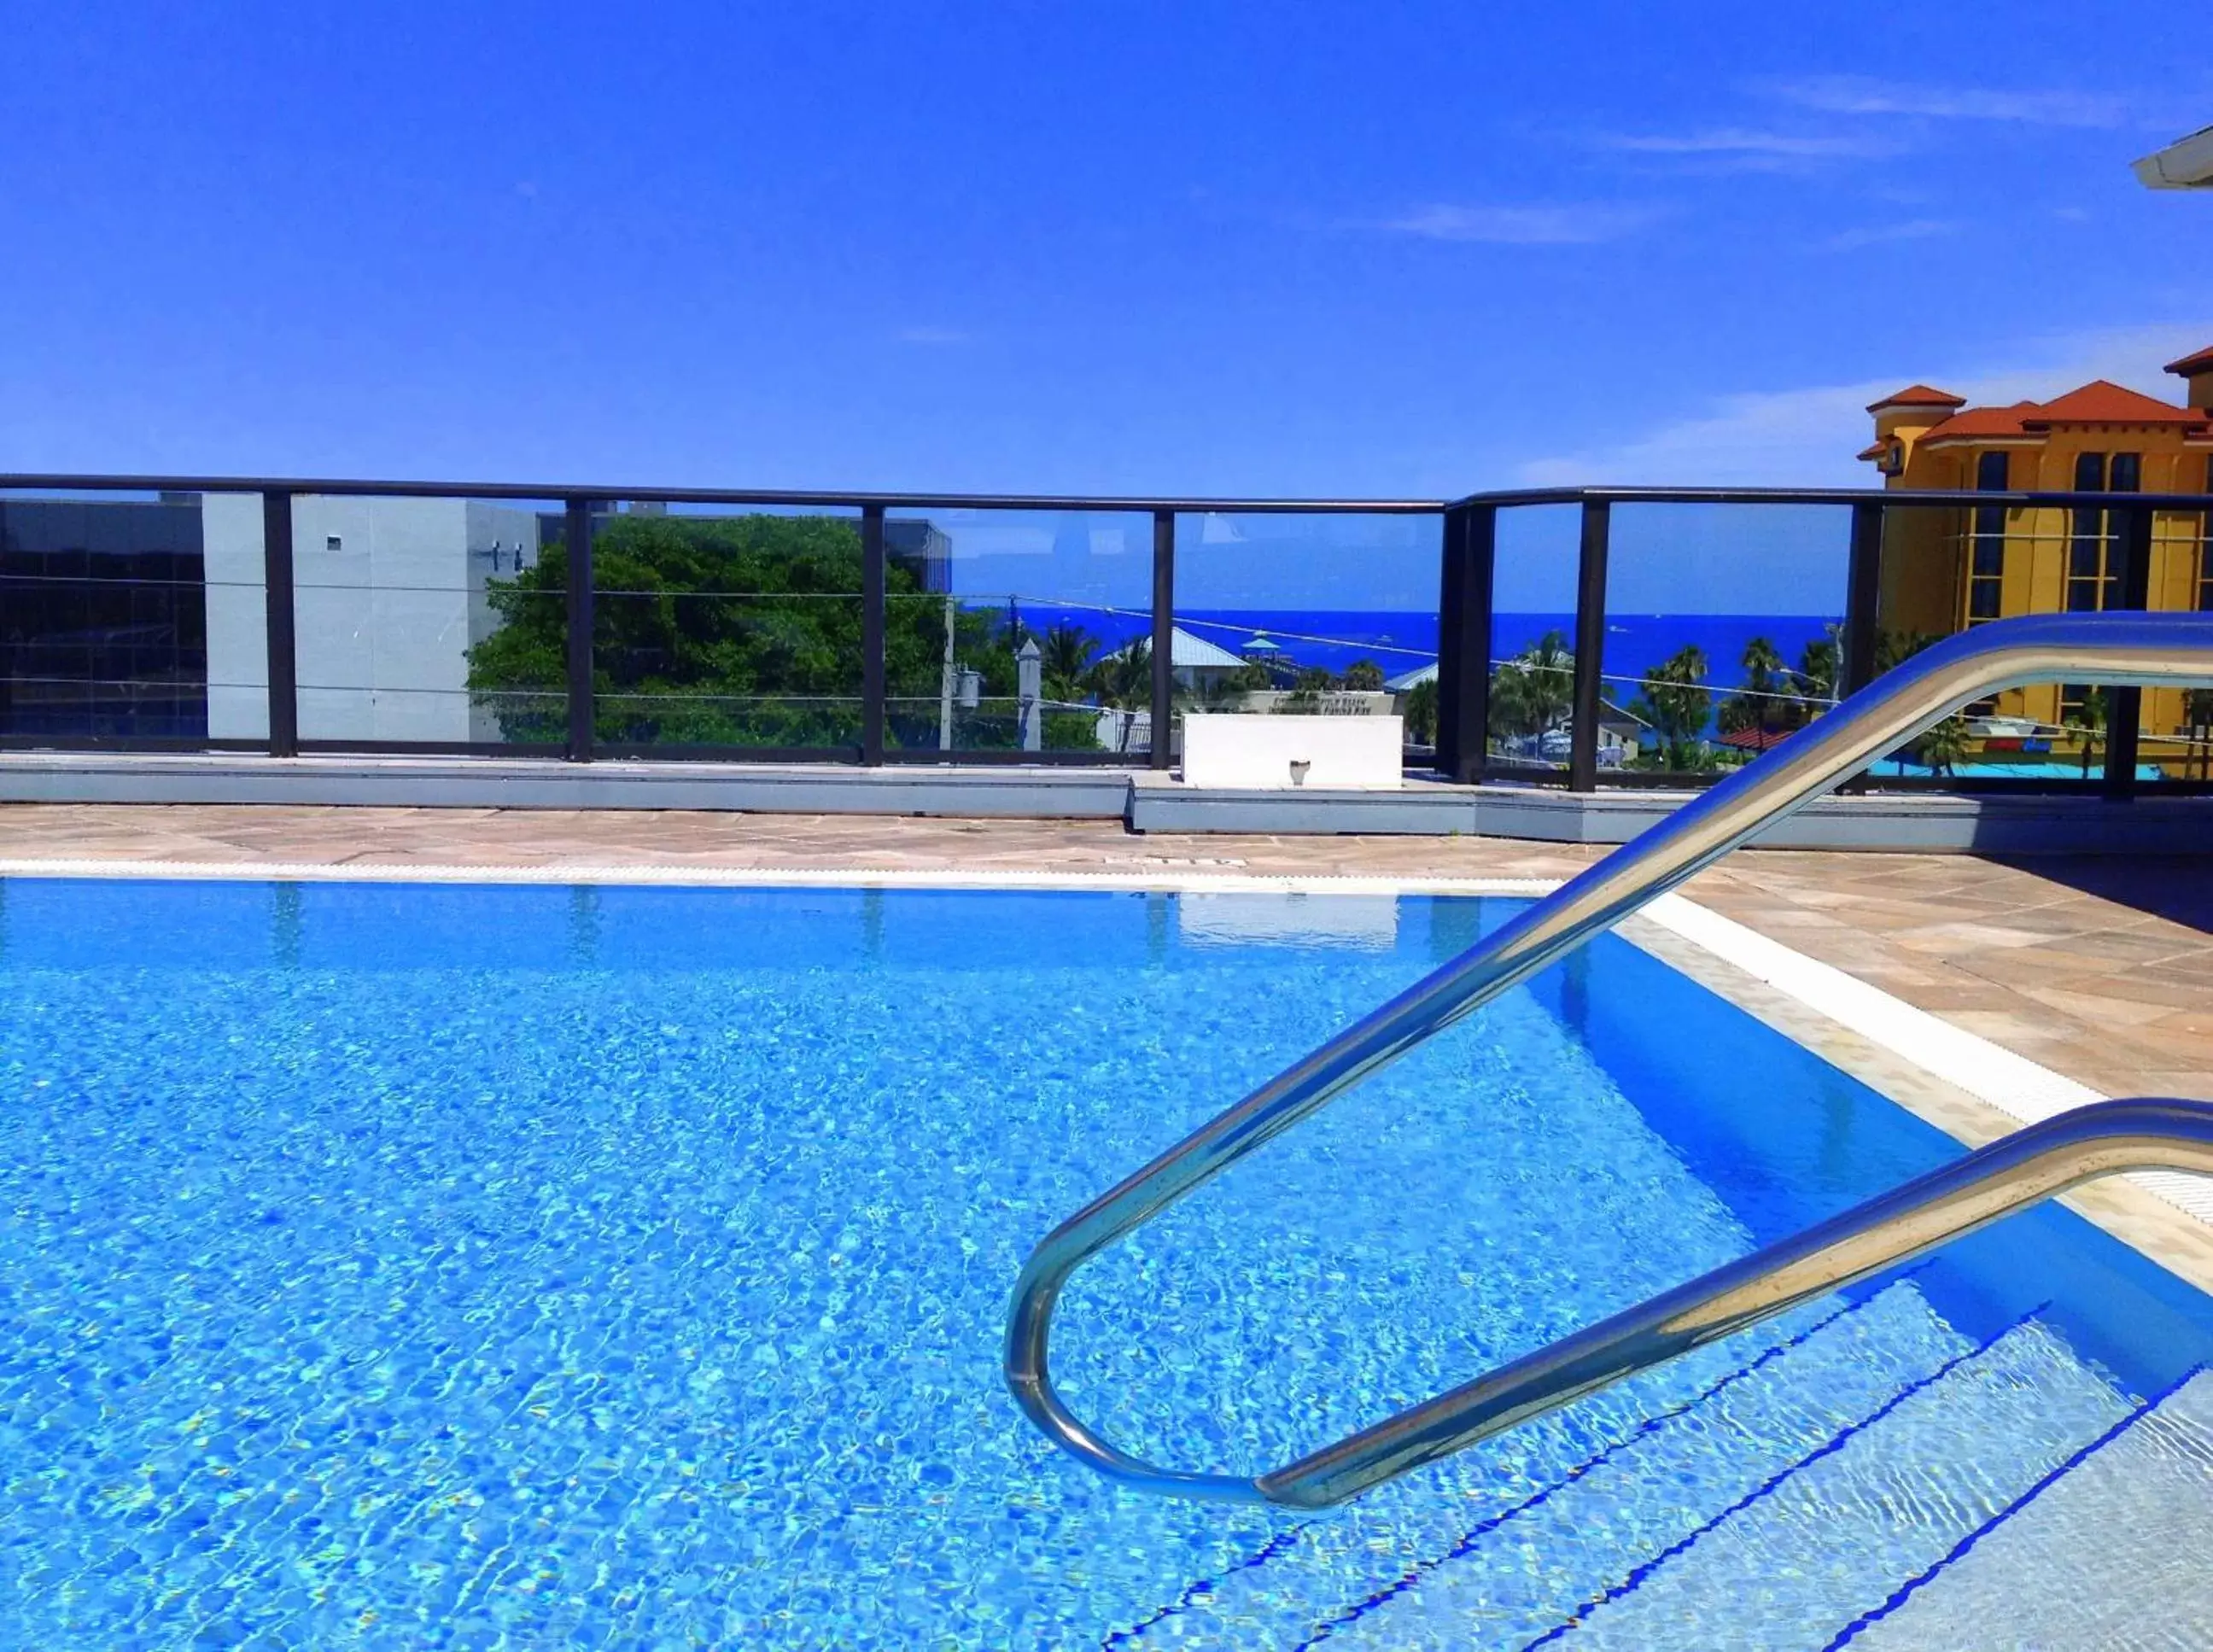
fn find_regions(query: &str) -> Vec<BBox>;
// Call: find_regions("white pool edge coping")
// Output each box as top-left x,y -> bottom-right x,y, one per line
0,856 -> 1563,897
0,854 -> 2203,1232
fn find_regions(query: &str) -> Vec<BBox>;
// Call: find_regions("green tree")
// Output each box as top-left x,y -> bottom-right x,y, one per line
464,513 -> 1101,751
1488,630 -> 1574,743
1796,626 -> 1842,707
1718,635 -> 1787,737
1916,715 -> 1969,777
2065,689 -> 2107,779
1402,677 -> 1439,747
1875,628 -> 1941,675
1627,645 -> 1712,770
1087,639 -> 1153,751
2186,687 -> 2213,781
1341,658 -> 1385,692
1038,623 -> 1098,699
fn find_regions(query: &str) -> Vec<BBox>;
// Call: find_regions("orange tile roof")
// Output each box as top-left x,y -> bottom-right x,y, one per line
1916,401 -> 2047,444
2164,344 -> 2213,377
1866,383 -> 1966,413
1855,441 -> 1889,462
2028,379 -> 2199,425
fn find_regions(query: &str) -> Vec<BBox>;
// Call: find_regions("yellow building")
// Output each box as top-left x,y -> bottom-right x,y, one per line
1859,348 -> 2213,766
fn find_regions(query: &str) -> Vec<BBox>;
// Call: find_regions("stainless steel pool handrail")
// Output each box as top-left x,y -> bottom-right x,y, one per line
1004,610 -> 2213,1507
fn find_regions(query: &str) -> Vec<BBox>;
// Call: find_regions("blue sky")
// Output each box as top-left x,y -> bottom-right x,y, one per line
2,2 -> 2208,610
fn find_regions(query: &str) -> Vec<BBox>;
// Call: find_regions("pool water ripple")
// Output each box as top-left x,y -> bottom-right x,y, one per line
0,881 -> 2207,1649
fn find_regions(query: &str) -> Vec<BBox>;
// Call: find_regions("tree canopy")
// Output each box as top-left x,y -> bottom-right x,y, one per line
465,513 -> 1101,750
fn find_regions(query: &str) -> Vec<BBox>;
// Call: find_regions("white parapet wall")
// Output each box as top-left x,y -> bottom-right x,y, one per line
1181,712 -> 1404,789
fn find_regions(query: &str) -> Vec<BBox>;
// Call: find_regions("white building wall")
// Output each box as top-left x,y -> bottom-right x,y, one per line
201,497 -> 543,744
200,493 -> 268,740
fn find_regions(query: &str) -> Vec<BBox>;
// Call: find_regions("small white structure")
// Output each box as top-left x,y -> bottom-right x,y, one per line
1182,712 -> 1404,789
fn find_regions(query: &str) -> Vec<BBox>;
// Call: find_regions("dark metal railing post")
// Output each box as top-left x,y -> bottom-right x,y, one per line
1568,499 -> 1609,791
861,504 -> 886,764
260,490 -> 297,757
1434,506 -> 1465,776
1434,505 -> 1494,783
2104,503 -> 2155,799
1842,499 -> 1883,696
564,499 -> 594,762
1151,509 -> 1174,771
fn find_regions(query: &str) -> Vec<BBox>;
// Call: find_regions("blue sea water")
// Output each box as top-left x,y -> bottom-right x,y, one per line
0,881 -> 2204,1649
983,604 -> 1838,689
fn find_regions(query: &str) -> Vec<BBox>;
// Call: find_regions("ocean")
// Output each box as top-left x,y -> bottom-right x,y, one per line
989,604 -> 1842,695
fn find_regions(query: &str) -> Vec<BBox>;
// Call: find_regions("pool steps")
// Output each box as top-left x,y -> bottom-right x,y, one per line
1113,1280 -> 2182,1649
1529,1315 -> 2126,1649
1113,1277 -> 1946,1646
1838,1367 -> 2213,1650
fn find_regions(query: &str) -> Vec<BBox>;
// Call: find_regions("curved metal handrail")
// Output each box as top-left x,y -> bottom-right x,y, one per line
1005,611 -> 2213,1506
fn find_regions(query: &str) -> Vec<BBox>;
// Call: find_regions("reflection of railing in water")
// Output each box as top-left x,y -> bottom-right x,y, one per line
1005,612 -> 2213,1507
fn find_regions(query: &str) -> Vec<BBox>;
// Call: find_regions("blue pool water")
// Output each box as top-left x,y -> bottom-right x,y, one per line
0,880 -> 2208,1649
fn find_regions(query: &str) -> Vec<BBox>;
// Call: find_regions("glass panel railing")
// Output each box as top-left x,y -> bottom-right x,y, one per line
1170,511 -> 1441,768
1602,503 -> 1848,780
2134,510 -> 2213,785
293,493 -> 565,746
0,488 -> 256,743
885,507 -> 1150,756
1488,505 -> 1580,779
587,502 -> 861,752
1863,499 -> 2152,785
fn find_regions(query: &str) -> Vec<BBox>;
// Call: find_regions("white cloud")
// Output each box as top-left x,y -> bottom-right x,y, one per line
1603,127 -> 1899,159
1515,322 -> 2213,489
1383,202 -> 1660,245
1760,75 -> 2128,128
896,325 -> 969,345
1822,218 -> 1959,251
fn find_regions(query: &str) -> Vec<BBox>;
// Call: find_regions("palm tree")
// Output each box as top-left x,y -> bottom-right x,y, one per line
1489,631 -> 1574,741
1917,715 -> 1968,778
1040,624 -> 1096,699
1795,627 -> 1842,709
1627,645 -> 1712,769
2185,687 -> 2213,781
1403,678 -> 1439,748
1741,636 -> 1785,733
2064,688 -> 2107,779
1087,639 -> 1153,752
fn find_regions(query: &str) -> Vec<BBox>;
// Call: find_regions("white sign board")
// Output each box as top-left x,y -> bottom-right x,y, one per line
1182,713 -> 1404,789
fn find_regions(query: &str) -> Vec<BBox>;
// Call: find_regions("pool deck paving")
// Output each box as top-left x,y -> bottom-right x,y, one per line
4,803 -> 2211,1283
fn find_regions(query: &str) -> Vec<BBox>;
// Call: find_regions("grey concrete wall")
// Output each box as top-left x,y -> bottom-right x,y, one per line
0,754 -> 1138,819
2,753 -> 2207,853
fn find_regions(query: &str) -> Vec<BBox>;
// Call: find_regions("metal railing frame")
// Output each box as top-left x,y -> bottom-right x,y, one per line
3,474 -> 2208,785
1002,611 -> 2213,1506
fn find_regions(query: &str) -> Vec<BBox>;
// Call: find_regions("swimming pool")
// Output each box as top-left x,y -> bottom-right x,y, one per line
1,879 -> 2207,1649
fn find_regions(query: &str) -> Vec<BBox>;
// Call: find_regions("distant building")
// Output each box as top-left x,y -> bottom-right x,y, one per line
0,497 -> 207,738
1860,348 -> 2213,755
1101,625 -> 1248,694
202,494 -> 542,742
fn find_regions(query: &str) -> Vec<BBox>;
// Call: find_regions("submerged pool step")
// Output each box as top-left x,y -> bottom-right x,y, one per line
1532,1315 -> 2134,1650
1841,1368 -> 2213,1651
1305,1280 -> 1975,1651
1111,1277 -> 1955,1650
